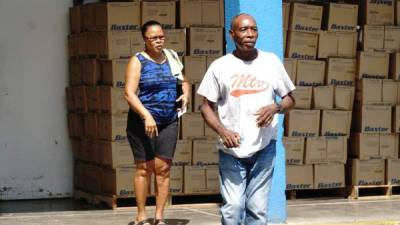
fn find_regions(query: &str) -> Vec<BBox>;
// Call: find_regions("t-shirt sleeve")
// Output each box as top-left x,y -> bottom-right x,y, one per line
196,64 -> 220,103
273,55 -> 296,97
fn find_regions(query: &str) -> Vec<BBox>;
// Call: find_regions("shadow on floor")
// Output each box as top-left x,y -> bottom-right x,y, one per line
127,219 -> 190,225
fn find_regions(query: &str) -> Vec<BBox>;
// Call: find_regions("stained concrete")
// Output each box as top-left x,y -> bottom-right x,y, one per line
1,198 -> 400,224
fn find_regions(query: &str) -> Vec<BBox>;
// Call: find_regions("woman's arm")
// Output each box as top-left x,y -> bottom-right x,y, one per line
124,56 -> 158,138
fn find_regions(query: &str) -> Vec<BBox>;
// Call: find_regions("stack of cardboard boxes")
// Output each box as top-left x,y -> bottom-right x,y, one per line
177,0 -> 224,195
284,2 -> 357,191
67,1 -> 224,199
350,0 -> 400,188
284,0 -> 400,193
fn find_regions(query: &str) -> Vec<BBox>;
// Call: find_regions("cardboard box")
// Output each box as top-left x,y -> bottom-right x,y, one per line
283,136 -> 305,165
384,26 -> 400,52
351,159 -> 385,186
321,110 -> 352,136
181,113 -> 204,138
82,3 -> 96,31
184,165 -> 219,194
70,6 -> 82,34
82,59 -> 101,86
179,0 -> 224,27
77,33 -> 89,57
382,79 -> 398,105
204,123 -> 217,138
69,60 -> 83,86
167,166 -> 183,194
189,27 -> 223,57
99,139 -> 133,168
285,110 -> 320,137
73,86 -> 88,113
82,164 -> 103,193
192,139 -> 218,166
351,133 -> 380,159
325,3 -> 358,32
141,1 -> 176,29
292,86 -> 312,109
286,165 -> 313,190
397,0 -> 400,25
326,58 -> 356,86
284,58 -> 297,84
99,86 -> 128,115
66,87 -> 75,113
394,105 -> 400,132
86,86 -> 100,112
318,31 -> 357,58
362,25 -> 385,51
361,0 -> 395,25
380,133 -> 399,159
305,137 -> 327,164
102,166 -> 135,197
184,56 -> 206,83
283,30 -> 287,53
283,2 -> 290,30
391,53 -> 400,80
356,78 -> 382,104
326,136 -> 347,164
173,140 -> 192,166
96,31 -> 131,59
97,113 -> 128,141
357,51 -> 390,79
206,165 -> 220,193
314,164 -> 345,189
296,60 -> 325,86
289,3 -> 323,33
130,31 -> 144,56
67,113 -> 84,138
334,86 -> 355,110
313,86 -> 334,110
101,59 -> 129,88
95,2 -> 140,31
386,159 -> 400,185
355,105 -> 392,133
193,83 -> 202,112
286,31 -> 318,59
164,29 -> 187,57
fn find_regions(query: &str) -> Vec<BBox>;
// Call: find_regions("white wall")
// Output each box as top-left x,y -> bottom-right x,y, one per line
0,0 -> 73,200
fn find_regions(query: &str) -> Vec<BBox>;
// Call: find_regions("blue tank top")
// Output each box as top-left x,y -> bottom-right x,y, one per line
136,53 -> 178,124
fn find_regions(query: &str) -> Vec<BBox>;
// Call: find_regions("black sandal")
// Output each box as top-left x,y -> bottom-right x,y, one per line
154,219 -> 167,225
135,219 -> 151,225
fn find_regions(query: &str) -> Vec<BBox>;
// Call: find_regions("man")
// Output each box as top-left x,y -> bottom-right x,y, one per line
197,14 -> 295,225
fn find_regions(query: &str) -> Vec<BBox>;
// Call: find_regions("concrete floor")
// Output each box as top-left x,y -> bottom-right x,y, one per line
1,198 -> 400,225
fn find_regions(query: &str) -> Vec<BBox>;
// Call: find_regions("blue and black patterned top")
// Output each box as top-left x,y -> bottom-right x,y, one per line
131,53 -> 178,125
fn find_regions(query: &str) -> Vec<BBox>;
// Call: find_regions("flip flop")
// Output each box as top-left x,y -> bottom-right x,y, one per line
154,219 -> 167,225
135,219 -> 151,225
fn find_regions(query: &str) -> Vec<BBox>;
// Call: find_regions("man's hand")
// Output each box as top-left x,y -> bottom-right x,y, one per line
143,114 -> 158,138
254,104 -> 279,128
219,129 -> 241,148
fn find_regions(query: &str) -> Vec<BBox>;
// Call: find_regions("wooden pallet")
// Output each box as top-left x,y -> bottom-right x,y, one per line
286,188 -> 346,200
348,185 -> 393,199
74,189 -> 221,209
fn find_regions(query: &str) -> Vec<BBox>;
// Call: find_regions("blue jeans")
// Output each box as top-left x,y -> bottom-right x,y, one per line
219,140 -> 276,225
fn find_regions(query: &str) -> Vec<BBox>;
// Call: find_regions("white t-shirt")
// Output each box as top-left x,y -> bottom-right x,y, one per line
197,50 -> 295,158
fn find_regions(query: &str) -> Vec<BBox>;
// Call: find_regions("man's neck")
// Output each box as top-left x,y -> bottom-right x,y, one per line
233,49 -> 258,61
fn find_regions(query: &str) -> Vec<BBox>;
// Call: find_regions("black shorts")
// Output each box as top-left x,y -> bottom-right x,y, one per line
126,113 -> 178,162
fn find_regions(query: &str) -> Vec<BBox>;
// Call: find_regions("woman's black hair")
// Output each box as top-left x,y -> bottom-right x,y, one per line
141,20 -> 162,38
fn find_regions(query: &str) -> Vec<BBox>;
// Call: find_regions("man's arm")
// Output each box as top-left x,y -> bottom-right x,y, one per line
254,93 -> 295,128
200,98 -> 241,148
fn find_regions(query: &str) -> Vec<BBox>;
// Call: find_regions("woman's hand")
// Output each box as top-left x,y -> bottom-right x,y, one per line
143,114 -> 158,138
176,92 -> 190,111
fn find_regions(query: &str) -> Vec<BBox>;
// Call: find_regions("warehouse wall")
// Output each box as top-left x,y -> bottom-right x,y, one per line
0,0 -> 73,200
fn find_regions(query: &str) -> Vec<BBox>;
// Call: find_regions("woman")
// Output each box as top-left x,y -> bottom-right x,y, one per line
124,20 -> 190,225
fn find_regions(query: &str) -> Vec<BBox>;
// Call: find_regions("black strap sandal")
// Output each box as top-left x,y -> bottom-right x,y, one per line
154,219 -> 167,225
